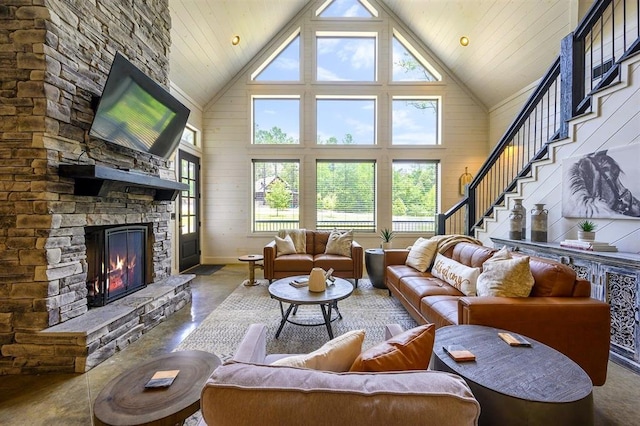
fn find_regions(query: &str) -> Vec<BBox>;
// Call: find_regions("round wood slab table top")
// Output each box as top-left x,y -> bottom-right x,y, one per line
93,350 -> 221,426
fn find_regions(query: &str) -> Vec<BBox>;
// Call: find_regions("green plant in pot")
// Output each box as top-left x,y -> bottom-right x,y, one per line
577,220 -> 597,242
380,228 -> 395,249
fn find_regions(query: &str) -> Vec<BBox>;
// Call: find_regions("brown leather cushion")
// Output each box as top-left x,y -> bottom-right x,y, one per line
386,265 -> 429,288
349,324 -> 435,372
312,231 -> 332,255
314,254 -> 353,271
512,253 -> 577,296
450,243 -> 496,269
273,254 -> 314,272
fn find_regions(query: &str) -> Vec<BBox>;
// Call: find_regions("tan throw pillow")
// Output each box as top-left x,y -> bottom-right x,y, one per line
476,247 -> 534,297
275,234 -> 296,256
324,229 -> 353,257
350,324 -> 435,372
431,253 -> 481,296
405,237 -> 438,272
271,329 -> 365,372
278,229 -> 306,253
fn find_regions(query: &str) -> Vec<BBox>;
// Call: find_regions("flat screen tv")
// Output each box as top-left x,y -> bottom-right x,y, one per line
89,53 -> 190,159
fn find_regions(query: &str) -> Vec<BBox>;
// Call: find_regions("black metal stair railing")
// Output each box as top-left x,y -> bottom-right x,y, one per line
437,0 -> 640,236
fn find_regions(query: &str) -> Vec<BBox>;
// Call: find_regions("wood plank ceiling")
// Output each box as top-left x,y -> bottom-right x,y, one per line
169,0 -> 584,110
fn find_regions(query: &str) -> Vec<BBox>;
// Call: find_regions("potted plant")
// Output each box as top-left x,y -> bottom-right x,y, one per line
577,220 -> 597,242
380,228 -> 395,249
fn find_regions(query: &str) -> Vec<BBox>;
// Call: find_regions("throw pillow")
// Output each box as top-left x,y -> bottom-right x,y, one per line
324,229 -> 353,257
476,247 -> 535,297
277,229 -> 306,253
271,329 -> 365,372
275,234 -> 296,256
405,237 -> 438,272
349,324 -> 435,372
431,253 -> 481,296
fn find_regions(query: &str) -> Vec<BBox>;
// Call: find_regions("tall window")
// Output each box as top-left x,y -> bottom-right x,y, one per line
392,97 -> 439,145
392,161 -> 438,232
317,97 -> 376,144
316,33 -> 377,81
252,97 -> 300,144
316,160 -> 375,231
252,31 -> 301,81
180,126 -> 196,147
249,1 -> 445,235
253,161 -> 300,232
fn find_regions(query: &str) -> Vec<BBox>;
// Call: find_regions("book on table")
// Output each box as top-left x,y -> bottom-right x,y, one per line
290,277 -> 309,288
443,345 -> 476,362
560,240 -> 617,252
498,332 -> 531,347
145,370 -> 180,388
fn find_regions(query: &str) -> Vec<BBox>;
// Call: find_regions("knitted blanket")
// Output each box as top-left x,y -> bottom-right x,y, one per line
429,234 -> 483,254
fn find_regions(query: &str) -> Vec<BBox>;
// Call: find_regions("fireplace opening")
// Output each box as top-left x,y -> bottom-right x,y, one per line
86,225 -> 150,307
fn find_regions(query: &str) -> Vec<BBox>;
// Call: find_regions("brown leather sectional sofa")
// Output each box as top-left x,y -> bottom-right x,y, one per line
385,242 -> 611,385
263,230 -> 363,285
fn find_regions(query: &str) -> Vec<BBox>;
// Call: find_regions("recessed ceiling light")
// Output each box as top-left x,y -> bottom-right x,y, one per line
460,36 -> 469,47
232,35 -> 240,46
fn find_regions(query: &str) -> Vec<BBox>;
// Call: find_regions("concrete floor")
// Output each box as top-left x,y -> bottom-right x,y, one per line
1,263 -> 639,425
0,264 -> 243,426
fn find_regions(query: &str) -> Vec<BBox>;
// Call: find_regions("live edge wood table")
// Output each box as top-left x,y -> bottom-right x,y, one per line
432,325 -> 593,426
93,350 -> 221,426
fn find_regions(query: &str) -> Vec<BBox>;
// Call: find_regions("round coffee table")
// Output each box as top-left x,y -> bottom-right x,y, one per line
432,325 -> 593,426
93,350 -> 221,426
268,276 -> 354,339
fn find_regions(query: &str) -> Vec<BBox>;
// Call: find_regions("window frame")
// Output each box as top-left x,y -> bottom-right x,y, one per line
251,95 -> 302,145
252,159 -> 301,233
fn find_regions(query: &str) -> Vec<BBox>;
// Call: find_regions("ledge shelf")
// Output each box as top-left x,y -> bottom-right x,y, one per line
59,164 -> 188,201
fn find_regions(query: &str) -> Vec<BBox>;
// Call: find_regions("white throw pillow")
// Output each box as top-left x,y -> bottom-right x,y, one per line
431,253 -> 481,296
405,237 -> 438,272
275,234 -> 296,256
476,247 -> 534,297
324,229 -> 353,257
271,329 -> 365,372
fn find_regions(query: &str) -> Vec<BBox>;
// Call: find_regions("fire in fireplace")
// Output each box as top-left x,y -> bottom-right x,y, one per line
86,225 -> 149,307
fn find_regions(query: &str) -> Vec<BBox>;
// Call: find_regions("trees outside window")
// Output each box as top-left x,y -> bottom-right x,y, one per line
316,161 -> 375,231
392,161 -> 438,232
253,161 -> 299,232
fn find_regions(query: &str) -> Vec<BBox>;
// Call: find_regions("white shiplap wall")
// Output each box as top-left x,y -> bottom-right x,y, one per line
199,0 -> 489,263
478,55 -> 640,254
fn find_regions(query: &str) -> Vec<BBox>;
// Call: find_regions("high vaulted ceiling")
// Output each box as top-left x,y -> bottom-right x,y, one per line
169,0 -> 586,110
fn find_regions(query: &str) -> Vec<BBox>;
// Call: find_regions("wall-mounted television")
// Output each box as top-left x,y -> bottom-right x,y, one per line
89,53 -> 190,160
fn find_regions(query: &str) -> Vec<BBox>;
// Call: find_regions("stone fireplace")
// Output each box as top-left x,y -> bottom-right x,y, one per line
0,0 -> 193,374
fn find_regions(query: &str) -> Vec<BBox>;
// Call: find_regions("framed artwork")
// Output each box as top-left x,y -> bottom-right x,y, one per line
562,144 -> 640,219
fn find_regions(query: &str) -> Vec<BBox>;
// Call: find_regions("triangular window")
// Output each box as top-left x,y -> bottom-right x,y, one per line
316,0 -> 377,18
392,32 -> 440,82
252,31 -> 300,81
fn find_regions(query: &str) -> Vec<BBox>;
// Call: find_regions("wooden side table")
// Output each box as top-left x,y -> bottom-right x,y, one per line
93,350 -> 221,426
238,254 -> 264,286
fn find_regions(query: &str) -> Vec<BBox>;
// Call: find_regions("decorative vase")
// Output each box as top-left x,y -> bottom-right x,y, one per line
578,231 -> 596,242
381,242 -> 392,250
530,203 -> 548,242
512,199 -> 526,239
508,210 -> 523,240
308,267 -> 326,292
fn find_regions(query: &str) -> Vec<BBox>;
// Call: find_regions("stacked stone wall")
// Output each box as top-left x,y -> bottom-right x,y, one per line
0,0 -> 183,375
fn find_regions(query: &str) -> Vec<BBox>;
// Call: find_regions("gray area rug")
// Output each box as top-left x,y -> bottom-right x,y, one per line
177,279 -> 418,360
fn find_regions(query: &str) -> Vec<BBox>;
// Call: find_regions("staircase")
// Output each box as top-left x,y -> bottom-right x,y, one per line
437,0 -> 640,254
